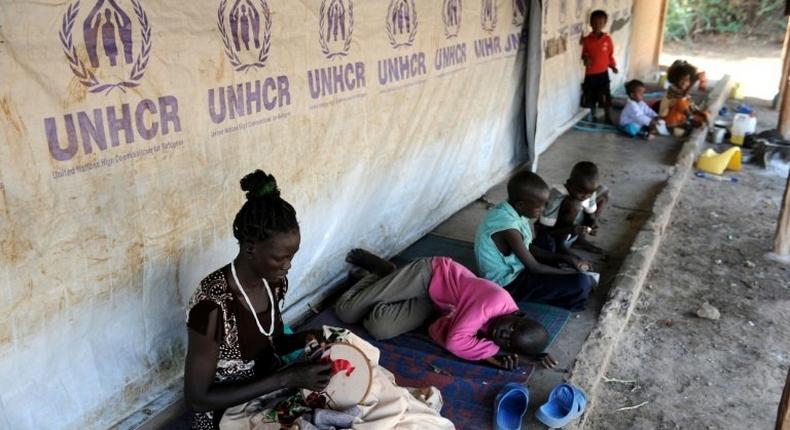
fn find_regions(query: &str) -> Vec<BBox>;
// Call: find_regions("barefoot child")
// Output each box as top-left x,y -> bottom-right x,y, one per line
535,162 -> 609,259
659,61 -> 711,134
619,79 -> 663,139
334,250 -> 558,370
474,170 -> 594,311
581,9 -> 618,124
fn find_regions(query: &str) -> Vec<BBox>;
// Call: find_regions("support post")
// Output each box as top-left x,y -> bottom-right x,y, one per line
778,17 -> 790,110
774,171 -> 790,256
779,17 -> 790,136
777,367 -> 790,430
652,0 -> 669,68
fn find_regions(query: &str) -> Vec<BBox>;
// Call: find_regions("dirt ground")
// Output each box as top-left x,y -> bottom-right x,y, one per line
661,35 -> 783,101
586,100 -> 790,429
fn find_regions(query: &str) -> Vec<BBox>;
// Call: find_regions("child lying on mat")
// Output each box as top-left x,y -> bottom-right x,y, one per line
535,161 -> 609,258
475,170 -> 594,312
334,250 -> 557,370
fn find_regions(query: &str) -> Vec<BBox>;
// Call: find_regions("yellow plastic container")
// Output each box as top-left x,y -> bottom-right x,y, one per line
731,82 -> 745,100
658,72 -> 668,89
696,147 -> 742,175
730,113 -> 756,146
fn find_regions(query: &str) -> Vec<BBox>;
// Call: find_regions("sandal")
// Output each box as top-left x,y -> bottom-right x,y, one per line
535,383 -> 587,428
494,383 -> 530,430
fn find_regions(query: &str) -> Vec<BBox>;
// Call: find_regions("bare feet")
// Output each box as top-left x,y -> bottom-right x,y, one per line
573,236 -> 605,255
346,249 -> 396,277
348,268 -> 368,283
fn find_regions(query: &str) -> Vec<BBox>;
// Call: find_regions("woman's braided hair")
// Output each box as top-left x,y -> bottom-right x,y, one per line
233,169 -> 298,301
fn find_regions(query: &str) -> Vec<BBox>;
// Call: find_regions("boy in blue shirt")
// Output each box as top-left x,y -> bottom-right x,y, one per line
474,170 -> 593,311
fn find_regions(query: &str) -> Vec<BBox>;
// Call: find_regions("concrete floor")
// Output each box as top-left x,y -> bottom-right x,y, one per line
431,127 -> 682,429
157,126 -> 684,430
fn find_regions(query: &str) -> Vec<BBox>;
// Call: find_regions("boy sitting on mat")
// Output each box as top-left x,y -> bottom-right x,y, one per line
619,79 -> 663,140
334,250 -> 557,370
534,161 -> 609,258
474,170 -> 594,312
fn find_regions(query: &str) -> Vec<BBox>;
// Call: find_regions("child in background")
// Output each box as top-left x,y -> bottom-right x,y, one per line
535,162 -> 609,257
581,10 -> 618,124
660,61 -> 711,135
474,171 -> 593,312
669,59 -> 707,92
619,79 -> 664,139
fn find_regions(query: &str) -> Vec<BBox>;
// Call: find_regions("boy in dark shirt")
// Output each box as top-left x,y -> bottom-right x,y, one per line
535,161 -> 609,257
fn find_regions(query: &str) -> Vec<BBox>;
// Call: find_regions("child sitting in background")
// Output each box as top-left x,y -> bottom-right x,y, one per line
660,61 -> 711,135
619,79 -> 664,139
535,162 -> 609,257
474,171 -> 594,312
669,59 -> 707,92
581,9 -> 618,124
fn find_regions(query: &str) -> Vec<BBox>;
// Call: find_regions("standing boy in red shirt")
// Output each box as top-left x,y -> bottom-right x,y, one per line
581,10 -> 617,124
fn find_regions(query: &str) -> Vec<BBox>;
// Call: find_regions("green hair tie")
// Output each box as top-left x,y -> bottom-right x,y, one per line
256,181 -> 279,198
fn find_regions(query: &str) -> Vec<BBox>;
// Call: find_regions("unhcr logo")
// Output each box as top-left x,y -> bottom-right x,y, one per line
59,0 -> 152,95
512,0 -> 526,26
217,0 -> 272,72
319,0 -> 354,59
386,0 -> 418,48
481,0 -> 497,33
576,0 -> 583,19
442,0 -> 461,39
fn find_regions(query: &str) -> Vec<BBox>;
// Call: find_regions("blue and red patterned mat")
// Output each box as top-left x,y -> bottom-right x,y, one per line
167,235 -> 571,429
303,300 -> 570,429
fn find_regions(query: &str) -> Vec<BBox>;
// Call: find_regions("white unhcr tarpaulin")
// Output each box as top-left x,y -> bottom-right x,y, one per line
534,0 -> 633,155
0,0 -> 532,428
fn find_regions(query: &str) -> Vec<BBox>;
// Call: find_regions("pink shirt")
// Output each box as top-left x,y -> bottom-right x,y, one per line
427,257 -> 519,361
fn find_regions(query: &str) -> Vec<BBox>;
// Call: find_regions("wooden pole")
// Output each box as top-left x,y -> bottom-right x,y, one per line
652,0 -> 669,68
778,17 -> 790,109
773,11 -> 790,258
777,367 -> 790,430
779,17 -> 790,136
774,171 -> 790,255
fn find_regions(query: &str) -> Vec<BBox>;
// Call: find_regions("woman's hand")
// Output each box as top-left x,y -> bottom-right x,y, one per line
281,362 -> 332,391
303,329 -> 326,346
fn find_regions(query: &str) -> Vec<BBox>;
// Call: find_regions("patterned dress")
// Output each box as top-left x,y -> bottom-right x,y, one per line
186,267 -> 286,430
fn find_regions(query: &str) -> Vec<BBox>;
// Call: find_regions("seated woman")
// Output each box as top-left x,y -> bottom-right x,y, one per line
335,249 -> 558,370
184,170 -> 330,430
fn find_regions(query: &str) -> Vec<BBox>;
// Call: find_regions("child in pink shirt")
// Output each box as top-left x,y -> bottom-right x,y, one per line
335,250 -> 554,370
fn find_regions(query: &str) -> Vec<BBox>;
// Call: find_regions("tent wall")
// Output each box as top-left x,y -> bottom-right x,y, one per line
534,0 -> 634,156
0,1 -> 531,428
